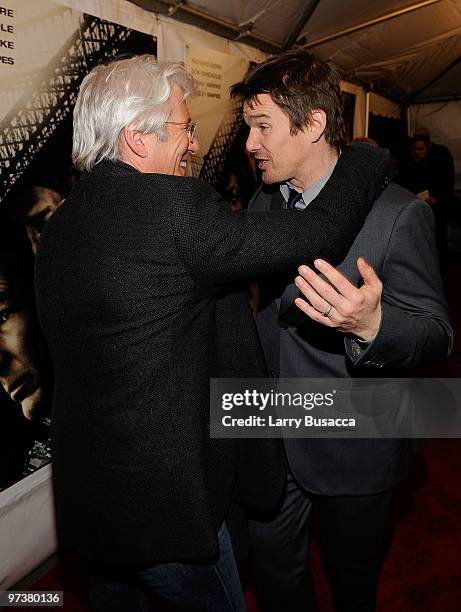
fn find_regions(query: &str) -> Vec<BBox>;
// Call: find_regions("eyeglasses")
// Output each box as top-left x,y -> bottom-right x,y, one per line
164,121 -> 197,141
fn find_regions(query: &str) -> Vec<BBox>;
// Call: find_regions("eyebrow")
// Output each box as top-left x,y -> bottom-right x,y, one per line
244,112 -> 271,120
167,118 -> 192,125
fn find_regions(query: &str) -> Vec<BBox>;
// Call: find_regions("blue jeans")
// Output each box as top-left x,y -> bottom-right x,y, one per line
89,524 -> 245,612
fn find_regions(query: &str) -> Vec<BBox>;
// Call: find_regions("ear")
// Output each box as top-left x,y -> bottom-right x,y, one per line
120,127 -> 148,159
308,110 -> 327,144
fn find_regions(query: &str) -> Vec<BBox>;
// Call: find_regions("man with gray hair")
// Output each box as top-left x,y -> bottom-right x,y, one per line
34,54 -> 388,611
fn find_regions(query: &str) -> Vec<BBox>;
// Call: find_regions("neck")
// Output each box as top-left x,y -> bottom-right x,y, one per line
119,152 -> 144,172
292,144 -> 339,192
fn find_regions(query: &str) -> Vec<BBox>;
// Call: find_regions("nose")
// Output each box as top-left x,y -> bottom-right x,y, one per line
189,135 -> 200,155
246,128 -> 261,154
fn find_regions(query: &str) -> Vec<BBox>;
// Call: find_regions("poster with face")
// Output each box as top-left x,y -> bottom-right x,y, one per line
0,0 -> 262,491
0,0 -> 157,490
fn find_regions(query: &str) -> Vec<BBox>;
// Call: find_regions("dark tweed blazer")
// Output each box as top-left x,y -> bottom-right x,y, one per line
34,146 -> 388,565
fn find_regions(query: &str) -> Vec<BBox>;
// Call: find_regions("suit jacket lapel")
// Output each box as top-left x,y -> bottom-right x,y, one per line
270,189 -> 285,211
248,184 -> 284,212
279,283 -> 300,318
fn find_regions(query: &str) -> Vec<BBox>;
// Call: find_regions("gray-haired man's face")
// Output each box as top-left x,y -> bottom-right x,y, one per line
142,85 -> 200,176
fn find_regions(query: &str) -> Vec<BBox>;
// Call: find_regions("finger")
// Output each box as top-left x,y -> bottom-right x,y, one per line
356,257 -> 382,289
312,259 -> 358,301
294,275 -> 331,314
298,263 -> 347,309
294,297 -> 335,327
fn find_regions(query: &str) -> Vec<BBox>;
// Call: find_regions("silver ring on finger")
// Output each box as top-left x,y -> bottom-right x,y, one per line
322,304 -> 332,318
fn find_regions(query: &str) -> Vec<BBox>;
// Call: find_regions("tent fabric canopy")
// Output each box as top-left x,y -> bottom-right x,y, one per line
129,0 -> 461,104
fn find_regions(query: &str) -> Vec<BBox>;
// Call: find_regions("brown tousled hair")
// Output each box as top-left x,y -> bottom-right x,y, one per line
231,50 -> 345,151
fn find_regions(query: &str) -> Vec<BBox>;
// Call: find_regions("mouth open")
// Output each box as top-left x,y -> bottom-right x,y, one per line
177,158 -> 188,175
255,158 -> 269,171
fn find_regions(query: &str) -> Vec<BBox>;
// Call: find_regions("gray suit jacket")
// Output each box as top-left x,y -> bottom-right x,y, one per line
251,181 -> 453,495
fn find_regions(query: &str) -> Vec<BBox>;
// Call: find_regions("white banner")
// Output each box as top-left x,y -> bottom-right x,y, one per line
0,0 -> 81,121
185,44 -> 248,173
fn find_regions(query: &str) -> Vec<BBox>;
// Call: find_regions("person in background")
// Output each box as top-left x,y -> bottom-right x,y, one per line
396,127 -> 455,260
34,54 -> 388,612
231,50 -> 453,612
413,126 -> 455,180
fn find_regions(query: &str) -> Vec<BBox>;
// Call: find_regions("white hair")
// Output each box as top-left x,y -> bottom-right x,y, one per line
72,54 -> 194,172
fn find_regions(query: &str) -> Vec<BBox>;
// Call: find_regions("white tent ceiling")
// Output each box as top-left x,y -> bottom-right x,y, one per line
128,0 -> 461,104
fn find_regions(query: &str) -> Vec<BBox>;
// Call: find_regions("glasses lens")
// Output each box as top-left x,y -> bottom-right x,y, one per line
188,122 -> 196,140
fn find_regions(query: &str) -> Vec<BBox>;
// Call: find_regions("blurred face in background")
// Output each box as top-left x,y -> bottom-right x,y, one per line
411,139 -> 430,163
0,262 -> 44,420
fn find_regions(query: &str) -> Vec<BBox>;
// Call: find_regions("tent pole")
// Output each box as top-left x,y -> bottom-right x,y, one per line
365,91 -> 370,137
299,0 -> 443,49
412,95 -> 461,104
282,0 -> 323,50
400,104 -> 410,137
404,52 -> 461,104
131,0 -> 281,51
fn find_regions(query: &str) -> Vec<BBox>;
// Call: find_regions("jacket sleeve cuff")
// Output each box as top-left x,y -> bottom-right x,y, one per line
344,301 -> 401,368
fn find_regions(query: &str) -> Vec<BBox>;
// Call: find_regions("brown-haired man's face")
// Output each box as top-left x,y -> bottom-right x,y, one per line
0,269 -> 44,420
243,94 -> 316,190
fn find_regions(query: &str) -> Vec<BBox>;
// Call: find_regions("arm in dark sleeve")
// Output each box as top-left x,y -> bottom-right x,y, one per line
345,201 -> 453,368
171,144 -> 389,286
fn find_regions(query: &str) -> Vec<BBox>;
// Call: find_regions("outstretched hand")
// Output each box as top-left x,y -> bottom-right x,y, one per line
294,257 -> 382,341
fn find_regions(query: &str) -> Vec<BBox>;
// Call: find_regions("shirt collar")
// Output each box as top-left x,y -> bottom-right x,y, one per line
280,161 -> 337,209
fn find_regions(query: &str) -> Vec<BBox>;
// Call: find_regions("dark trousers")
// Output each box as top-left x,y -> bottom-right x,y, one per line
249,471 -> 393,612
88,524 -> 245,612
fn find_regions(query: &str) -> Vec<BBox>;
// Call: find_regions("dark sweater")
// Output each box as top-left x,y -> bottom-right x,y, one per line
34,146 -> 388,565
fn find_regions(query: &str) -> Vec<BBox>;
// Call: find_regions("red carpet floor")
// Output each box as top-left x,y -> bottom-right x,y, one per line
8,257 -> 461,611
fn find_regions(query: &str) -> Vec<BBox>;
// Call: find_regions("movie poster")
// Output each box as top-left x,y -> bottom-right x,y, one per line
0,0 -> 157,490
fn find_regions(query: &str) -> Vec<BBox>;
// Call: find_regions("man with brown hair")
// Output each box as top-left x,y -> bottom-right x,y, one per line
232,51 -> 452,611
